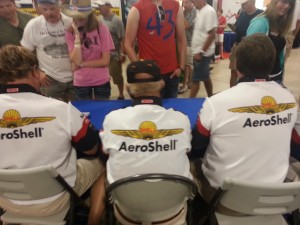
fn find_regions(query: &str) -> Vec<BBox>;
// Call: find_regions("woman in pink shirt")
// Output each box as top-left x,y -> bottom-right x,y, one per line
63,0 -> 114,100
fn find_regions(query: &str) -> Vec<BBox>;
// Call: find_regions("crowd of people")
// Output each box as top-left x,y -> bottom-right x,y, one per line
0,0 -> 300,224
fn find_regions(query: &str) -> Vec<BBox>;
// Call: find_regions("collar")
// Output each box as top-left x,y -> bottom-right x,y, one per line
238,76 -> 268,83
0,84 -> 39,94
132,96 -> 162,106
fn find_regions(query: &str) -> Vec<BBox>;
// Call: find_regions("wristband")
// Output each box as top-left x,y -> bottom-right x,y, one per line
74,43 -> 81,48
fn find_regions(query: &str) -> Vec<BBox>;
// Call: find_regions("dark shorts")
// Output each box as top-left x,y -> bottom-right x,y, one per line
192,56 -> 211,82
161,73 -> 179,98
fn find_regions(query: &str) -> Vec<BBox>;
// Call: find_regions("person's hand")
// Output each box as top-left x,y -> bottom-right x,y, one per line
119,54 -> 126,63
170,68 -> 182,78
39,71 -> 53,87
184,19 -> 189,28
193,53 -> 202,62
71,23 -> 80,41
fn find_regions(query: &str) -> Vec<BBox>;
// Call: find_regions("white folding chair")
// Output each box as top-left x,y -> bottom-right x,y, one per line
106,173 -> 198,225
198,177 -> 300,225
0,165 -> 89,225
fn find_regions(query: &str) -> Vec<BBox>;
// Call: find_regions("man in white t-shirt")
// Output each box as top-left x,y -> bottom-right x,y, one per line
191,34 -> 298,204
189,0 -> 217,98
21,0 -> 75,102
0,45 -> 105,225
100,60 -> 193,224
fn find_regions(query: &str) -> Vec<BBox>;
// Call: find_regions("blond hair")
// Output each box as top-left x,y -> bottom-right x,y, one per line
0,45 -> 38,84
128,81 -> 162,96
263,0 -> 296,37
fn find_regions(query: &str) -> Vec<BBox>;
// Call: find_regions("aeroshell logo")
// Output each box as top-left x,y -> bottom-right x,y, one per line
0,109 -> 55,140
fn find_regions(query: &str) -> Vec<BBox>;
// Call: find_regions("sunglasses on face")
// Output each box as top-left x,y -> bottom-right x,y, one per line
157,4 -> 165,22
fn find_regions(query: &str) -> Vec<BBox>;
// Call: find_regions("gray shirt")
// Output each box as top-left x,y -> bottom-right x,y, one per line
184,7 -> 196,47
100,14 -> 124,52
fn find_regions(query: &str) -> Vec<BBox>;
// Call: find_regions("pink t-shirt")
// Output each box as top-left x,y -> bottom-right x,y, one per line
65,23 -> 114,86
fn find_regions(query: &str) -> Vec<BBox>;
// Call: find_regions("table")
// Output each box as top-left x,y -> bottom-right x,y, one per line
72,98 -> 205,130
224,32 -> 236,53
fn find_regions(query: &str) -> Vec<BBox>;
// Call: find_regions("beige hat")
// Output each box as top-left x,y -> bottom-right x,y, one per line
61,0 -> 94,19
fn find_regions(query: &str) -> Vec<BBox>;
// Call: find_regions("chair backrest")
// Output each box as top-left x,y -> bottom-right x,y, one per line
106,173 -> 198,223
219,177 -> 300,215
0,165 -> 64,201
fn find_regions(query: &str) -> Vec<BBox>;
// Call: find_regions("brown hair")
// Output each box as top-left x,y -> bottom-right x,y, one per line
262,0 -> 296,37
85,12 -> 99,32
236,34 -> 276,79
0,45 -> 39,84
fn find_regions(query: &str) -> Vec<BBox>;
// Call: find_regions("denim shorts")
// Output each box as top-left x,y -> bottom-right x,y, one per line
75,82 -> 111,100
192,56 -> 211,82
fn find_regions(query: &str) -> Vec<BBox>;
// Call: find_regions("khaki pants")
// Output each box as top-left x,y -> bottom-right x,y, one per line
0,158 -> 104,217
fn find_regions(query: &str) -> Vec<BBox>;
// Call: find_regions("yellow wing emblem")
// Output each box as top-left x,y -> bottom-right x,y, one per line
0,109 -> 55,128
111,130 -> 144,139
111,121 -> 184,140
228,96 -> 296,115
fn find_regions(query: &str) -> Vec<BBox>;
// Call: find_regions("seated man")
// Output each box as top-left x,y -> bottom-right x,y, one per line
191,34 -> 298,204
100,60 -> 193,224
0,45 -> 105,225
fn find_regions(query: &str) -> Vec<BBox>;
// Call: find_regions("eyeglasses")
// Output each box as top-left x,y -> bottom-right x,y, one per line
45,18 -> 65,38
157,4 -> 165,22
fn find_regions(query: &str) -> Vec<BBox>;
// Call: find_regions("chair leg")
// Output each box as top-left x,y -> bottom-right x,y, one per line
292,209 -> 300,225
68,196 -> 76,225
186,200 -> 193,225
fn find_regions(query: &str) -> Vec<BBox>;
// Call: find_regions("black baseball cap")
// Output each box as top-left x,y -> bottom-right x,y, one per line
127,60 -> 162,83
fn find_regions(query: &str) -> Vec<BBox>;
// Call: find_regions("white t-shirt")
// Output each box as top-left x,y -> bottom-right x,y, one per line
196,81 -> 297,188
0,85 -> 94,203
100,103 -> 193,184
21,13 -> 73,83
191,4 -> 217,57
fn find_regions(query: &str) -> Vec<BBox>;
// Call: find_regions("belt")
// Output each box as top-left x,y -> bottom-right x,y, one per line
115,205 -> 184,225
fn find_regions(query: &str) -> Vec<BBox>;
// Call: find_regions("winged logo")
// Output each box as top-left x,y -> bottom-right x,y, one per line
0,109 -> 56,128
111,121 -> 184,140
228,96 -> 296,115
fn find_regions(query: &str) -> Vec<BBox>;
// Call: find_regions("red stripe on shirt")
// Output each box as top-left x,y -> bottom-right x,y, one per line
72,118 -> 90,143
292,128 -> 300,145
196,117 -> 210,137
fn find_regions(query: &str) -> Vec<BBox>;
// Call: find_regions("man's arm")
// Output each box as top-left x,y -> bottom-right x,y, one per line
193,28 -> 216,62
171,6 -> 187,78
291,111 -> 300,161
125,7 -> 140,62
190,117 -> 210,158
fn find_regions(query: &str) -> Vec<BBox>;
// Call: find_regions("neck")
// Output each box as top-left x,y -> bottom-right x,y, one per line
152,0 -> 163,5
197,2 -> 206,10
7,12 -> 19,27
247,7 -> 257,15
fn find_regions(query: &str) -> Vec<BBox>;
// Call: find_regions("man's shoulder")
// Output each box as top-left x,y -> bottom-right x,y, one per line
24,15 -> 43,28
17,10 -> 34,20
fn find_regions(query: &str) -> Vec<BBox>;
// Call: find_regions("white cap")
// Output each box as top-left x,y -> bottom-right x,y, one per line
239,0 -> 249,4
94,0 -> 112,6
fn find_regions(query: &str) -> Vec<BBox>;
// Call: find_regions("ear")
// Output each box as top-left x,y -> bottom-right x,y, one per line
160,79 -> 165,88
31,67 -> 41,80
236,70 -> 244,79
